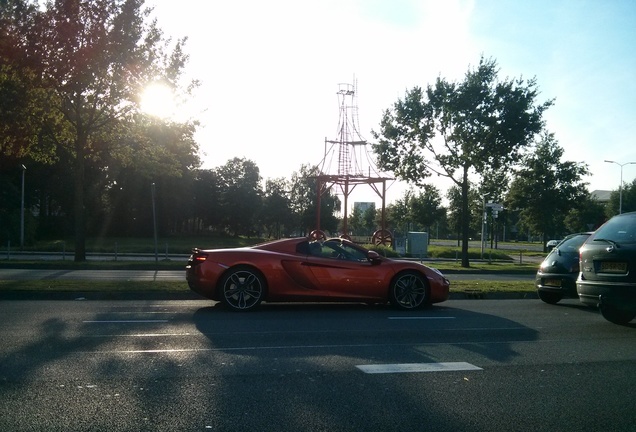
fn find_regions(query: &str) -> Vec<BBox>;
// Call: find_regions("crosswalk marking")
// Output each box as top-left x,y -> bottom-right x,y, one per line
356,362 -> 482,374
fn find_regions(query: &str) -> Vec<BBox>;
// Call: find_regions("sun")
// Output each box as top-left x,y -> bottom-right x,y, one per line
140,83 -> 175,119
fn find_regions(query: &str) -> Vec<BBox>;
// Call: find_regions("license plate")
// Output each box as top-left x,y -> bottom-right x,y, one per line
599,261 -> 627,273
544,279 -> 561,287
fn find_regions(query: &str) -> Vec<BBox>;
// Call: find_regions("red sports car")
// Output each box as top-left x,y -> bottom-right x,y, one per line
186,237 -> 450,311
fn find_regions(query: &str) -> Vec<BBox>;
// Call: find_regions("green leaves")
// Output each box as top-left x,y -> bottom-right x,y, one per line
507,132 -> 590,240
373,55 -> 552,266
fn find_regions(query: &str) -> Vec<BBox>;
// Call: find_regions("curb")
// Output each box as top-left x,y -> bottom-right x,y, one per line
0,290 -> 538,301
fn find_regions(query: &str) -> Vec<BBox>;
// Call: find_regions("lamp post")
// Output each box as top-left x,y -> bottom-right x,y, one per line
480,195 -> 487,259
20,164 -> 26,248
604,160 -> 636,214
151,182 -> 158,263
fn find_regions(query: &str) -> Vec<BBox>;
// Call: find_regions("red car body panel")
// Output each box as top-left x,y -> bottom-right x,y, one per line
186,237 -> 449,306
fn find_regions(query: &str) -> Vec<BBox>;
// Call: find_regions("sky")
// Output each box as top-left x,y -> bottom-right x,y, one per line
146,0 -> 636,209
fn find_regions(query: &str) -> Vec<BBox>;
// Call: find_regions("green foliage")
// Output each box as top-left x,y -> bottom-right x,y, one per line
507,132 -> 590,244
0,0 -> 199,260
261,177 -> 293,238
446,184 -> 482,239
427,245 -> 513,261
216,158 -> 263,236
344,203 -> 377,236
289,164 -> 341,235
606,178 -> 636,217
564,195 -> 606,232
372,56 -> 551,267
365,243 -> 400,258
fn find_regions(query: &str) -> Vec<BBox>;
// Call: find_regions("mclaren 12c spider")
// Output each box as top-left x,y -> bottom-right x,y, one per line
186,237 -> 450,311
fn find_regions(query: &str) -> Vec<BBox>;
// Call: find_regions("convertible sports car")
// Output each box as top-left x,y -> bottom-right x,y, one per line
186,237 -> 450,311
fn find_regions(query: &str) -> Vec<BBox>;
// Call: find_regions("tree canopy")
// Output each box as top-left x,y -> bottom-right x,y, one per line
0,0 -> 199,260
506,132 -> 590,247
373,56 -> 552,266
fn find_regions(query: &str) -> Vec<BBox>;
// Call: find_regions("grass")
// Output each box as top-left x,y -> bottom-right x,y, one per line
12,235 -> 267,254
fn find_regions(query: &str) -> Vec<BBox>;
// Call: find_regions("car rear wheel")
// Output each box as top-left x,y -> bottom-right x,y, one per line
600,305 -> 636,325
219,266 -> 266,311
538,290 -> 562,304
390,271 -> 429,310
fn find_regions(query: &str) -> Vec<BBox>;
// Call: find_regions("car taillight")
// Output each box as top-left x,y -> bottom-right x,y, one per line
189,248 -> 208,266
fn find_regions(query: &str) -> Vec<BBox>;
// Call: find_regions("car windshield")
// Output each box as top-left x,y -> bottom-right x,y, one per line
592,213 -> 636,245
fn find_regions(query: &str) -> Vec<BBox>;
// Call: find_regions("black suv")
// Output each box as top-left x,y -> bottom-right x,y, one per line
577,211 -> 636,325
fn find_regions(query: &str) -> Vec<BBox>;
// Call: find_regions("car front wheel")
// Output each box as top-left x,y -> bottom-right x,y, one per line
600,305 -> 636,325
219,266 -> 266,311
538,290 -> 562,305
390,271 -> 429,310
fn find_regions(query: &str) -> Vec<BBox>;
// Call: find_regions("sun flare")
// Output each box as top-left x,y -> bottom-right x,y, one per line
140,83 -> 175,119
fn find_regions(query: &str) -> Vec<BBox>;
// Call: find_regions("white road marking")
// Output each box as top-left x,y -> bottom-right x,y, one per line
388,316 -> 456,320
83,320 -> 169,323
356,362 -> 482,374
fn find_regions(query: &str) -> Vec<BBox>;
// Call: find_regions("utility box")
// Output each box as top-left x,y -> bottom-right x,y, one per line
407,232 -> 428,257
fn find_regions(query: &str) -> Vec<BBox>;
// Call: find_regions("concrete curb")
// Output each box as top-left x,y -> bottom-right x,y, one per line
0,290 -> 538,301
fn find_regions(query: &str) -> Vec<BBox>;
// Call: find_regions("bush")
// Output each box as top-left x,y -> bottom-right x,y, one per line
427,245 -> 514,261
365,244 -> 400,258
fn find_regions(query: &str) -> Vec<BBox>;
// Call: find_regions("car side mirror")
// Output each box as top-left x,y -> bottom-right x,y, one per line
367,250 -> 381,264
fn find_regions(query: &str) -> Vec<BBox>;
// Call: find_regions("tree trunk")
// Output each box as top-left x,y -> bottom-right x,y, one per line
73,137 -> 87,262
460,167 -> 470,268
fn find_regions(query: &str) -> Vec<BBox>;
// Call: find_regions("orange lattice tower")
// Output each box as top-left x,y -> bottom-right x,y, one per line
312,79 -> 393,246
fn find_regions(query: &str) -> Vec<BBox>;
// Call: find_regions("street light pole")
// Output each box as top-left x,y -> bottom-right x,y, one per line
151,182 -> 158,264
20,164 -> 26,248
605,160 -> 636,214
480,195 -> 487,259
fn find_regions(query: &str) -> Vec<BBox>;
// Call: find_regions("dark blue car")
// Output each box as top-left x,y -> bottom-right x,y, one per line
536,232 -> 592,304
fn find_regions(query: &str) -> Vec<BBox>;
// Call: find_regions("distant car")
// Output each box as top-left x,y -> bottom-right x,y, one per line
578,211 -> 636,325
546,239 -> 561,250
535,232 -> 592,304
186,236 -> 450,311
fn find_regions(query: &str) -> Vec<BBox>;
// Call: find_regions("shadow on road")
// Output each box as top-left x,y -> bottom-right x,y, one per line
187,301 -> 539,431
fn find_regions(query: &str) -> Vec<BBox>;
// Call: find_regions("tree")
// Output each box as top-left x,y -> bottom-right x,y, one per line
564,195 -> 606,233
190,169 -> 221,233
506,132 -> 590,249
389,186 -> 445,241
384,198 -> 410,237
0,0 -> 198,260
409,186 -> 445,241
373,56 -> 551,266
216,158 -> 262,236
344,205 -> 365,236
289,164 -> 341,236
362,204 -> 376,235
261,177 -> 293,238
606,178 -> 636,217
446,184 -> 482,245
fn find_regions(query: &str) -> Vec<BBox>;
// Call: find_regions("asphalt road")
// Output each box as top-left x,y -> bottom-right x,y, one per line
1,299 -> 634,432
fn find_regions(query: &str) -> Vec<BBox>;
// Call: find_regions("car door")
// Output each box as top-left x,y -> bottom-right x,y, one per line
304,241 -> 389,299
